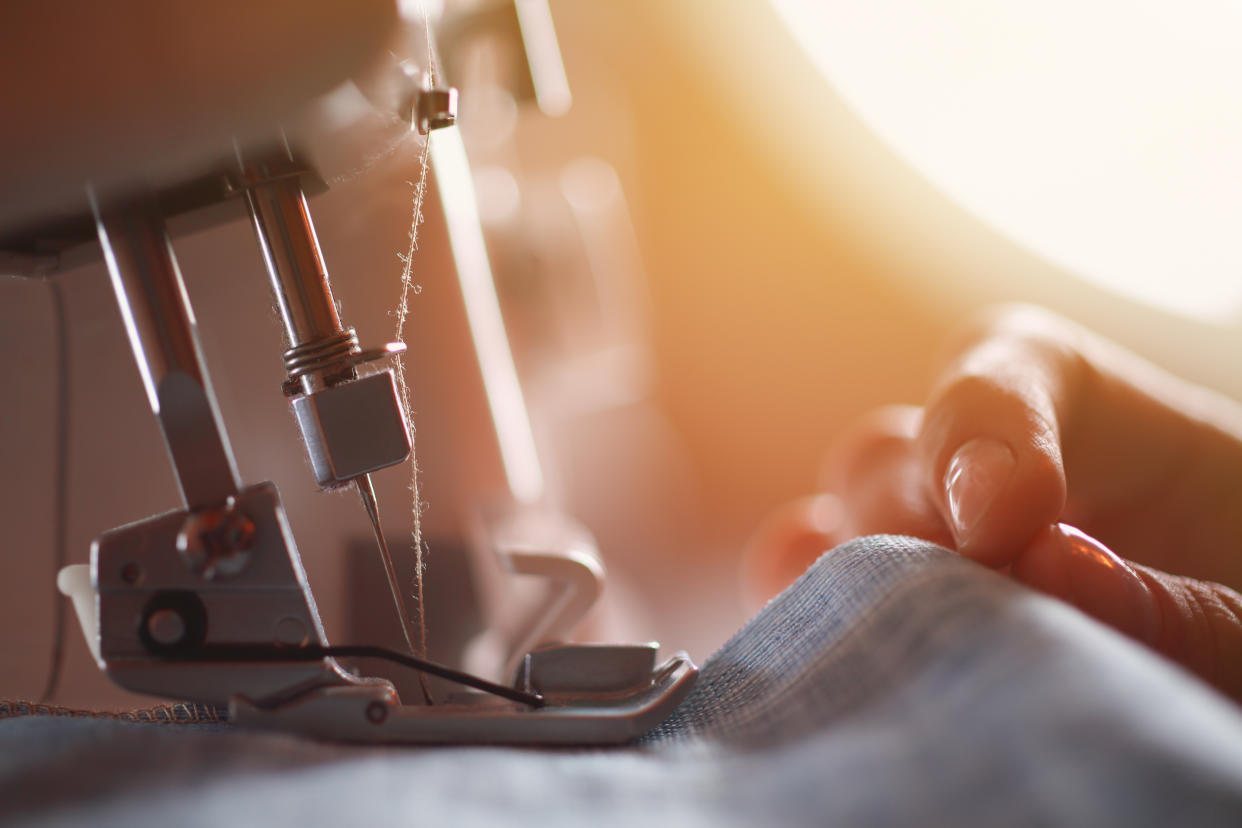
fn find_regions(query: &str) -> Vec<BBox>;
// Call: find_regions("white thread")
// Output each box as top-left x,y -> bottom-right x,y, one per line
390,5 -> 439,700
325,113 -> 415,188
393,138 -> 431,697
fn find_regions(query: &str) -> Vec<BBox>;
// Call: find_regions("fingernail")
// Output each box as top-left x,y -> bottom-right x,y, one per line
1055,523 -> 1158,642
944,438 -> 1015,543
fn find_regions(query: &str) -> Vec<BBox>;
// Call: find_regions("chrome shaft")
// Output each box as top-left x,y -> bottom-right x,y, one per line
235,146 -> 357,397
93,191 -> 242,510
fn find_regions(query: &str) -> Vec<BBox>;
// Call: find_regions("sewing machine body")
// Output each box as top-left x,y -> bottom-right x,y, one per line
3,1 -> 696,743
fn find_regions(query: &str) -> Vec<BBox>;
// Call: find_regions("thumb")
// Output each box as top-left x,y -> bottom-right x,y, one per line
1014,523 -> 1242,702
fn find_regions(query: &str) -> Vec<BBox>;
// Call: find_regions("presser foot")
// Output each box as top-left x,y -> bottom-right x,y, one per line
230,642 -> 697,745
67,479 -> 698,744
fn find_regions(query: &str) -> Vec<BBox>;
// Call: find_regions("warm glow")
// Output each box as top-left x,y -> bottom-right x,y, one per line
771,0 -> 1242,321
431,127 -> 546,504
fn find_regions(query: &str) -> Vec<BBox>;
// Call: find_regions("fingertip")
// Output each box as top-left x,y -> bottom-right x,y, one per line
817,406 -> 954,547
819,405 -> 922,492
943,437 -> 1016,559
951,439 -> 1066,567
1013,523 -> 1157,643
1011,524 -> 1071,595
741,494 -> 846,612
1016,526 -> 1242,701
920,372 -> 1066,566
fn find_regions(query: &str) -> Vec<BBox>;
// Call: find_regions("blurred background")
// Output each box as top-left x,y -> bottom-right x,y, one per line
2,0 -> 1240,708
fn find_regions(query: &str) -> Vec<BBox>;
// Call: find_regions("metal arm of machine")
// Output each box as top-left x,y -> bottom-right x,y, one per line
46,6 -> 699,743
92,191 -> 242,512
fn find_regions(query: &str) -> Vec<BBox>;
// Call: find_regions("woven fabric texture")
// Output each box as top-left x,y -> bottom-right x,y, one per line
5,536 -> 1242,827
0,700 -> 224,724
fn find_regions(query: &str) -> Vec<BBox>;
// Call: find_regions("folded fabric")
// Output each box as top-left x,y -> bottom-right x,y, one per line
4,536 -> 1242,827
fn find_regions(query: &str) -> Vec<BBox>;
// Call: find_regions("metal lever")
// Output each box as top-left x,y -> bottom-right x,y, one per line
92,191 -> 242,510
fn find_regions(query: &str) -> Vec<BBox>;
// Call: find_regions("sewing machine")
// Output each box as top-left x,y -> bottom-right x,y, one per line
0,1 -> 695,743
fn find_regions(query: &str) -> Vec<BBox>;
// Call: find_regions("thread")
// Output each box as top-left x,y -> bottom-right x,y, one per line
324,111 -> 414,188
324,9 -> 443,189
0,699 -> 225,723
389,6 -> 440,703
392,138 -> 432,702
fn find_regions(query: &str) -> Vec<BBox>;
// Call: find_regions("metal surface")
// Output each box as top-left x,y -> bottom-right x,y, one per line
235,147 -> 409,476
145,609 -> 186,647
235,145 -> 408,395
231,651 -> 697,745
520,643 -> 658,695
86,478 -> 698,740
175,497 -> 257,579
92,482 -> 356,705
355,473 -> 428,699
416,87 -> 458,135
238,150 -> 344,362
290,371 -> 411,487
464,505 -> 605,682
92,191 -> 242,510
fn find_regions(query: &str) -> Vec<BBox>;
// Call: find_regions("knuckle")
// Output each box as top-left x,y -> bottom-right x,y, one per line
1148,574 -> 1242,694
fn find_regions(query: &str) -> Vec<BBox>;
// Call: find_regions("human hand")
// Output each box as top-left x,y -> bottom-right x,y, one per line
744,305 -> 1242,701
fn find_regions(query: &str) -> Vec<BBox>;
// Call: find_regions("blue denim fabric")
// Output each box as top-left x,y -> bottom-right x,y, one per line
5,536 -> 1242,827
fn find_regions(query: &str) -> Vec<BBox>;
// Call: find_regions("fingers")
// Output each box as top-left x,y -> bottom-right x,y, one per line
917,304 -> 1242,587
743,406 -> 950,609
1137,567 -> 1242,702
1014,523 -> 1242,702
918,306 -> 1083,567
821,405 -> 921,492
1013,523 -> 1157,642
740,495 -> 847,612
821,406 -> 953,545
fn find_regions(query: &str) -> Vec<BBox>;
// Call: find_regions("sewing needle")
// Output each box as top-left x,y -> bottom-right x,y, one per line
356,472 -> 433,704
